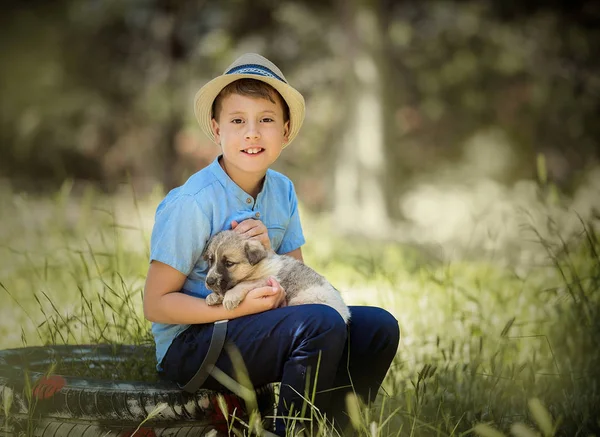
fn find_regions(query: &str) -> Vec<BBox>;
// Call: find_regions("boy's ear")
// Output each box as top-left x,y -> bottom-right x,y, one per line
283,120 -> 290,142
211,118 -> 221,144
244,240 -> 267,265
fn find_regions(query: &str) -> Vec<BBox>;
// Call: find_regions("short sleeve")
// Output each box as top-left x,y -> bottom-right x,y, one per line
277,181 -> 305,255
150,194 -> 211,275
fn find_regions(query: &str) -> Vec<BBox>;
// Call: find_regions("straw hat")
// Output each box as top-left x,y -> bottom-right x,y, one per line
194,53 -> 305,147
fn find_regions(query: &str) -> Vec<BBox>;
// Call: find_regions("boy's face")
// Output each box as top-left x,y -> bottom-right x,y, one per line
211,93 -> 290,177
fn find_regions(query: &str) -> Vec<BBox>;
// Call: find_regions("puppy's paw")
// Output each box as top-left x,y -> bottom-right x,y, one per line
223,295 -> 242,311
206,293 -> 223,306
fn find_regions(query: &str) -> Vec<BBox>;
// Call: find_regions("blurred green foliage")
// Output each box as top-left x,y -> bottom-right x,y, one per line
1,0 -> 598,219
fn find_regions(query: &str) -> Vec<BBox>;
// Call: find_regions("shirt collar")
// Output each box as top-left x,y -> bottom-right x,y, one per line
208,155 -> 269,206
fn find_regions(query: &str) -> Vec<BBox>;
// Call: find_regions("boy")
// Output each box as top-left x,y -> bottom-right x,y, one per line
143,53 -> 399,435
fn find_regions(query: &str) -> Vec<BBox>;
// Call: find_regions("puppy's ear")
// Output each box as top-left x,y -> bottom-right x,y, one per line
244,240 -> 267,265
201,238 -> 212,261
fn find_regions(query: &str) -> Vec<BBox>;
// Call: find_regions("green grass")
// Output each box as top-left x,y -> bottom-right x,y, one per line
0,179 -> 598,436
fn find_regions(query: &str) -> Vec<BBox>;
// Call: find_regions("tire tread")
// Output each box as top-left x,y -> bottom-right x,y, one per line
0,344 -> 275,436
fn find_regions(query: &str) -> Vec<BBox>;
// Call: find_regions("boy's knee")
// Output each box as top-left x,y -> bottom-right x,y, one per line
376,308 -> 400,346
296,304 -> 348,341
360,307 -> 400,346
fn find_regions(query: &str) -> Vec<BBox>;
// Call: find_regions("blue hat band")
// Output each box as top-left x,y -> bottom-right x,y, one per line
226,64 -> 287,84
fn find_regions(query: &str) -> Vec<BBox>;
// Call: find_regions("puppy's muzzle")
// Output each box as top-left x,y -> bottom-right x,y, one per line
205,275 -> 229,293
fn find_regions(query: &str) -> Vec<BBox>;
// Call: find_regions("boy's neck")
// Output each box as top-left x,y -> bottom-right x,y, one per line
219,157 -> 266,199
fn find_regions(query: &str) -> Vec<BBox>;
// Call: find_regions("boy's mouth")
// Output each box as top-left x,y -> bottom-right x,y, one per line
241,147 -> 265,155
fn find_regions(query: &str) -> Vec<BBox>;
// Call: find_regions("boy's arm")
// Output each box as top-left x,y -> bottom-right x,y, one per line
277,178 -> 305,256
143,261 -> 285,324
283,247 -> 303,262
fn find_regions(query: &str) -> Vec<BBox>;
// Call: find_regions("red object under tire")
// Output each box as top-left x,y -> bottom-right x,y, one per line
0,344 -> 275,436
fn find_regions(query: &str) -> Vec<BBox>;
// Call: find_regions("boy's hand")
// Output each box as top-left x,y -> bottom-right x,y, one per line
239,276 -> 287,313
231,219 -> 272,251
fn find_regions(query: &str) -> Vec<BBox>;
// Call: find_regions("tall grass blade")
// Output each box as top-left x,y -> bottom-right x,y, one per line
474,423 -> 507,437
528,398 -> 554,437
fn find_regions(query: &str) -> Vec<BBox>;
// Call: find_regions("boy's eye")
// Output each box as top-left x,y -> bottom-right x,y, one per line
231,118 -> 243,124
225,261 -> 236,268
261,117 -> 274,123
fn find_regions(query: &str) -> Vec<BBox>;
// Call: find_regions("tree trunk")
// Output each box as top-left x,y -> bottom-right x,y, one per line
334,0 -> 391,237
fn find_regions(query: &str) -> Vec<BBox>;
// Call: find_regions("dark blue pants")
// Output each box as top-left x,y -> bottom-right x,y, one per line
161,305 -> 399,435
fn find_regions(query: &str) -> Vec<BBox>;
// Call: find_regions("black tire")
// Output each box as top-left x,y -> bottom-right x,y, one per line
0,416 -> 214,436
0,344 -> 275,436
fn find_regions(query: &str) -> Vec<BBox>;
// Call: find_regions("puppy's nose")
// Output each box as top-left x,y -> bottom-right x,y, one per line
206,276 -> 216,287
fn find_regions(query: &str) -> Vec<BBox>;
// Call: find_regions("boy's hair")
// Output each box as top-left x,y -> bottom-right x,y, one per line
211,79 -> 290,123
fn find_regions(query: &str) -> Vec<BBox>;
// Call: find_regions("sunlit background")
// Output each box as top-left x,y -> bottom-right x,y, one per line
1,1 -> 599,436
2,0 -> 599,233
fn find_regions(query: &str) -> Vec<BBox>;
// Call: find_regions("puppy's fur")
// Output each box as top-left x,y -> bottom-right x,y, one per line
204,230 -> 350,322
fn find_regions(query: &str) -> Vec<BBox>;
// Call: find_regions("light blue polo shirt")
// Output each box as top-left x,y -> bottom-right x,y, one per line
149,155 -> 305,369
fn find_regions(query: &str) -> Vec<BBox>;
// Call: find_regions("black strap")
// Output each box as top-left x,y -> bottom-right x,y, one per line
179,319 -> 228,393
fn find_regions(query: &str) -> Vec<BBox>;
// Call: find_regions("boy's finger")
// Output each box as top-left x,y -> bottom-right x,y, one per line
231,220 -> 239,229
233,222 -> 257,234
235,218 -> 259,227
244,230 -> 265,239
249,285 -> 277,298
268,276 -> 281,288
240,226 -> 266,237
250,235 -> 270,248
279,293 -> 287,307
232,224 -> 246,233
263,289 -> 278,299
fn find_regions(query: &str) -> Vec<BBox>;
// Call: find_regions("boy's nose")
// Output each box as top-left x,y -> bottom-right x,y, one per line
244,122 -> 261,140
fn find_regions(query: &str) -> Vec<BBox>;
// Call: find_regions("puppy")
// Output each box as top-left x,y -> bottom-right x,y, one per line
203,230 -> 350,323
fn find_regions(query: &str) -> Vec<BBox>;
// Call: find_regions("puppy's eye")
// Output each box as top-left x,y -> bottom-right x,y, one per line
225,261 -> 236,268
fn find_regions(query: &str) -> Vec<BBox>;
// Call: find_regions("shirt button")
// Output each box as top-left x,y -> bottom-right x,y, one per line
246,198 -> 252,204
255,212 -> 261,218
